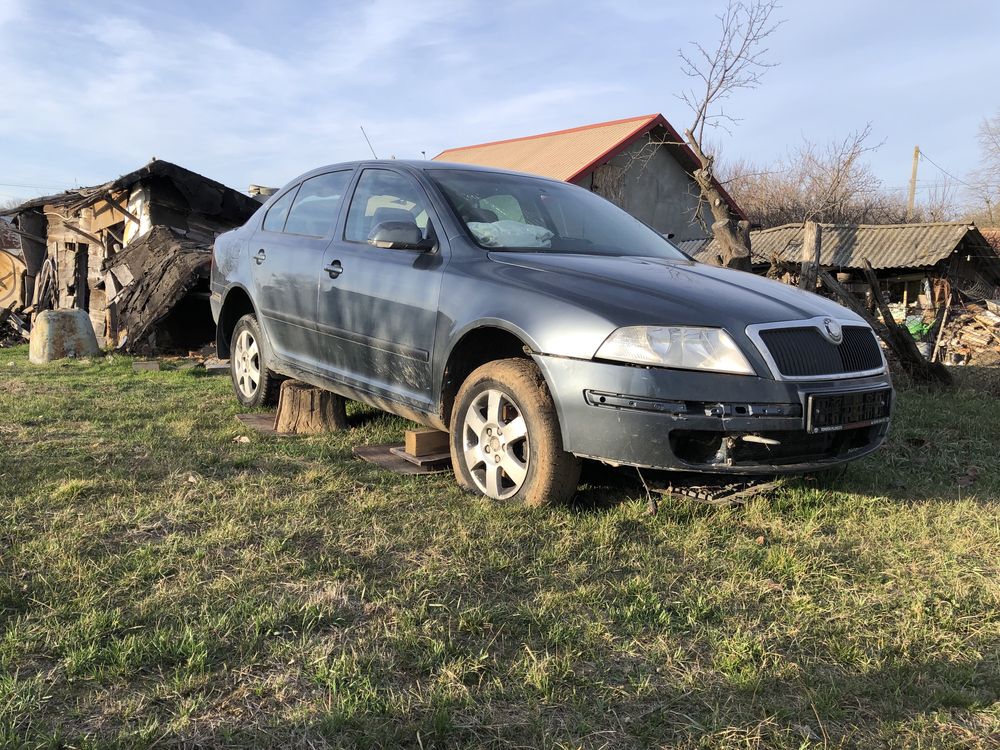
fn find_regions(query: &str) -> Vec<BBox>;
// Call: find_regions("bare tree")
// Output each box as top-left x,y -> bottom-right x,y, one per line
0,197 -> 23,214
718,127 -> 959,228
676,0 -> 781,270
920,177 -> 960,223
965,111 -> 1000,225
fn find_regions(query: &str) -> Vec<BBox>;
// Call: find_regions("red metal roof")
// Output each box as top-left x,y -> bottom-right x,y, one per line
434,114 -> 745,219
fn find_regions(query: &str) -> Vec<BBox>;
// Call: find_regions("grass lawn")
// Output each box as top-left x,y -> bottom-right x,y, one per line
1,344 -> 998,748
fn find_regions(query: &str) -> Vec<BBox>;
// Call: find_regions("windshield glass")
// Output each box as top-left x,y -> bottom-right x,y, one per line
430,169 -> 688,259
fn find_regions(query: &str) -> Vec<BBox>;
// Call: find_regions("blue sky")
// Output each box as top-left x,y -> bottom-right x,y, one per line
0,0 -> 996,207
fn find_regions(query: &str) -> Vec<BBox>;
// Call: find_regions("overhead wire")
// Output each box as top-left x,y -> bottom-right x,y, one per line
917,150 -> 978,190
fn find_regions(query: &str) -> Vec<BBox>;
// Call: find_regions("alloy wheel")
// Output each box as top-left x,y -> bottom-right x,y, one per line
461,388 -> 529,499
233,329 -> 260,399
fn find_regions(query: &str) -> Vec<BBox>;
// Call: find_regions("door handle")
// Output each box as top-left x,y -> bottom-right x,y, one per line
254,249 -> 266,265
324,260 -> 343,279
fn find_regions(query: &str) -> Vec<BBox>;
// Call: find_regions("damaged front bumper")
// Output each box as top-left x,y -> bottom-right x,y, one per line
533,353 -> 893,474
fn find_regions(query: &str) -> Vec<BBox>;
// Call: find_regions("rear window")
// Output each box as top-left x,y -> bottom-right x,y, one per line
283,171 -> 352,237
262,188 -> 297,233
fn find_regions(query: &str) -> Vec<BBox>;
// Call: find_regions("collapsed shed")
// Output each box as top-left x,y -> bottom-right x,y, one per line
4,159 -> 260,352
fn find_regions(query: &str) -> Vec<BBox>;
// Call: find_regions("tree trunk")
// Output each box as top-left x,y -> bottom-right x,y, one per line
274,380 -> 349,434
685,129 -> 752,272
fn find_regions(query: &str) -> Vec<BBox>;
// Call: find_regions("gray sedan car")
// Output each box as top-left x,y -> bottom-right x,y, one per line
211,160 -> 891,505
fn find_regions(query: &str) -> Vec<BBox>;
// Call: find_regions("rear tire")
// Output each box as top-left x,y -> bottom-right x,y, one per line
230,314 -> 280,409
450,358 -> 581,507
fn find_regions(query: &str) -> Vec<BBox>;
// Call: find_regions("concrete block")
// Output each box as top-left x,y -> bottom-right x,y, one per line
28,309 -> 101,364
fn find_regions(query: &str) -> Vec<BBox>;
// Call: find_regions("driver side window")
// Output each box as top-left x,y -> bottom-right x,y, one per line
345,169 -> 431,244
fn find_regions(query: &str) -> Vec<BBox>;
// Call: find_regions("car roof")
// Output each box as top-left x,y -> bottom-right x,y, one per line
295,159 -> 567,185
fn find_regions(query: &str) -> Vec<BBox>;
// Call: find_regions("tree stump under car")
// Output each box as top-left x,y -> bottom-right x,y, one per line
274,380 -> 349,434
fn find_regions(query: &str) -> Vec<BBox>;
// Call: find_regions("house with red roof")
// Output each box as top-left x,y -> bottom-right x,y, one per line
435,114 -> 745,242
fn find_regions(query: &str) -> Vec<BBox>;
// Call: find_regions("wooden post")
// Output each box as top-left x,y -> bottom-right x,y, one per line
273,380 -> 349,434
931,292 -> 953,363
799,221 -> 822,291
906,145 -> 920,220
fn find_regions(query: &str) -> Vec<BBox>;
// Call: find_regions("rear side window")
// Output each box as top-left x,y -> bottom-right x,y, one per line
283,171 -> 353,237
345,169 -> 431,243
262,188 -> 297,233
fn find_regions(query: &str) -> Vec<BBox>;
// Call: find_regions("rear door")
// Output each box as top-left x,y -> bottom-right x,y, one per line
315,167 -> 447,409
249,170 -> 353,370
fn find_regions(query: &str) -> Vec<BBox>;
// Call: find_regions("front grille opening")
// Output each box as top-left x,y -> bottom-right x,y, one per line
759,325 -> 882,377
670,426 -> 882,467
670,431 -> 726,464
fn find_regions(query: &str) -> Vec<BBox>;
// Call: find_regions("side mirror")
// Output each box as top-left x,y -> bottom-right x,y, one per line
367,221 -> 433,251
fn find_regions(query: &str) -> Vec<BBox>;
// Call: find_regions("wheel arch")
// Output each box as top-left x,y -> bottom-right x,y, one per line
439,321 -> 541,428
216,285 -> 258,359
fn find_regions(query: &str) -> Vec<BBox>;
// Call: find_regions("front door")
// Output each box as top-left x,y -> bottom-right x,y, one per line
250,170 -> 353,370
316,168 -> 447,410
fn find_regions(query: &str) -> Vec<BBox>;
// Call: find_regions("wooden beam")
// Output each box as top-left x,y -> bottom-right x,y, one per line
100,192 -> 141,226
105,225 -> 124,247
818,271 -> 885,333
931,292 -> 953,363
861,259 -> 952,386
62,222 -> 105,248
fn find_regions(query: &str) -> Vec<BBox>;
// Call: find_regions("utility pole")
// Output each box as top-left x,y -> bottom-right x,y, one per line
906,145 -> 920,221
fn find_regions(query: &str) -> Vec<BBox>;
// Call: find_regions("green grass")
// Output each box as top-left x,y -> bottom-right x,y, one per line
0,344 -> 997,748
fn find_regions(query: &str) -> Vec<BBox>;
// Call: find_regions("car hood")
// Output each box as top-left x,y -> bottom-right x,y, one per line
488,252 -> 862,328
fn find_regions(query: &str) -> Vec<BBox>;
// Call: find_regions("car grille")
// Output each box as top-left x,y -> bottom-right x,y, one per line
758,325 -> 883,377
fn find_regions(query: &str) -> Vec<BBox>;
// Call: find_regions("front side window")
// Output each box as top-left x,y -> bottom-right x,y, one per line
345,169 -> 432,243
283,171 -> 353,237
262,187 -> 298,233
430,169 -> 687,259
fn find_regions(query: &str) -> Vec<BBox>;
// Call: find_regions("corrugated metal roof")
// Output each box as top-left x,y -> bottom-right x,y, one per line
677,237 -> 714,258
435,115 -> 660,181
690,222 -> 997,270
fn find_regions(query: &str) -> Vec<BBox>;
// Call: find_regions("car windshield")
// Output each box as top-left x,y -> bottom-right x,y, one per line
429,169 -> 688,259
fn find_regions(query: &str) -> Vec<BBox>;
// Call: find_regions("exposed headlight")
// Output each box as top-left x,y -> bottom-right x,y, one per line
595,326 -> 755,375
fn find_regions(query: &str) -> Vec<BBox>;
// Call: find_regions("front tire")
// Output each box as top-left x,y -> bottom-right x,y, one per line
450,358 -> 581,507
230,314 -> 280,408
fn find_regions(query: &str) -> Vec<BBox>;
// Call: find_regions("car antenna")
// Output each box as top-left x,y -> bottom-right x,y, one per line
360,125 -> 378,159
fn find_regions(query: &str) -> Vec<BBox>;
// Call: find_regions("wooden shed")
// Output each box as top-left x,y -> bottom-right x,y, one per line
683,221 -> 1000,308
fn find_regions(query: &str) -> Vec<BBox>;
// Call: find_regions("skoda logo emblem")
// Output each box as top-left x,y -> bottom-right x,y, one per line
821,317 -> 843,344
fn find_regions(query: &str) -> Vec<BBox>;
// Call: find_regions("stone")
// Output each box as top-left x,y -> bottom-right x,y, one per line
28,309 -> 101,364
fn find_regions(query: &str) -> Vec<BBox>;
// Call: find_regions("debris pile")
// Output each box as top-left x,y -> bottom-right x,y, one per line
937,302 -> 1000,366
110,226 -> 214,353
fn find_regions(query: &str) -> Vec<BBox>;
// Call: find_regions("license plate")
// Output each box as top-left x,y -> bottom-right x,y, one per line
806,388 -> 892,434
